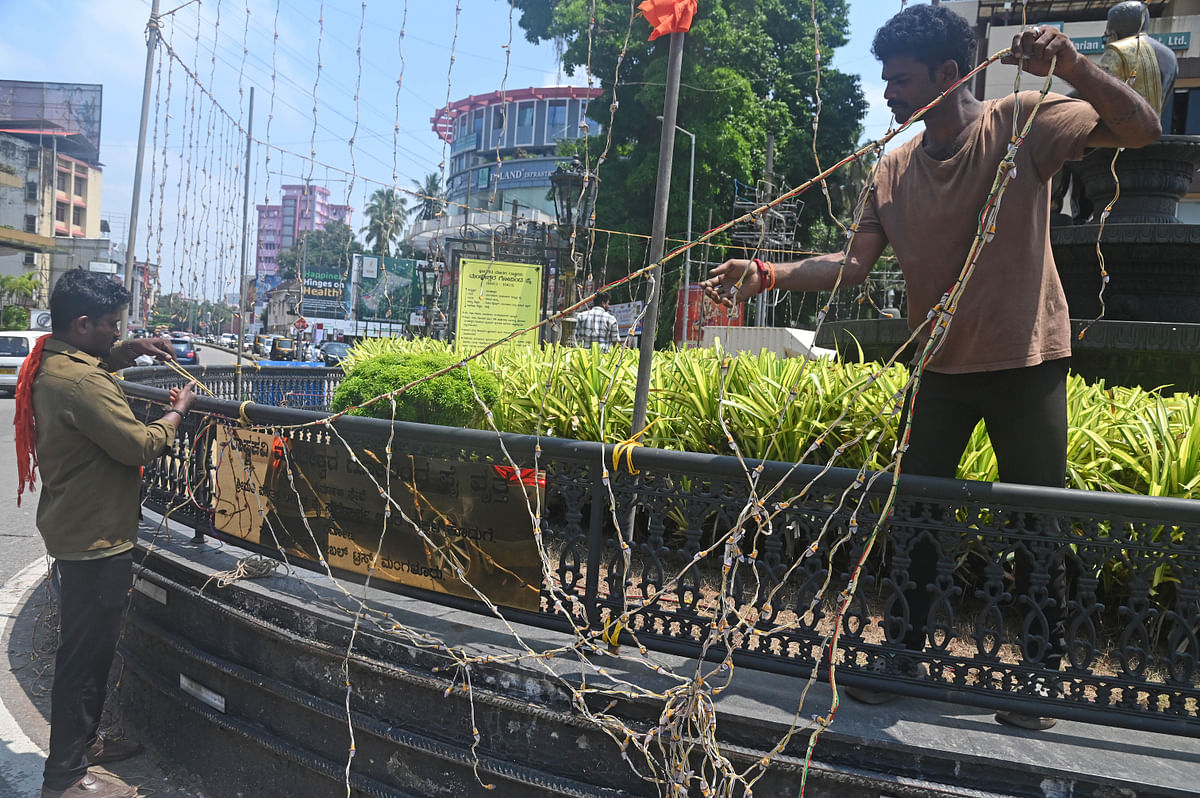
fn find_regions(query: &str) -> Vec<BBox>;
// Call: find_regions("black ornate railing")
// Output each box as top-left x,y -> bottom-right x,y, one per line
122,365 -> 1200,737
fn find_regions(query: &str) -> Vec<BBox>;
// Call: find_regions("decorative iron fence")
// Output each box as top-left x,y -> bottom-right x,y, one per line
122,365 -> 1200,737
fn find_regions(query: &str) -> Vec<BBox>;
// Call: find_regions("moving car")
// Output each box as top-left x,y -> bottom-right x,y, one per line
253,334 -> 273,355
0,330 -> 48,396
170,337 -> 199,366
320,341 -> 351,367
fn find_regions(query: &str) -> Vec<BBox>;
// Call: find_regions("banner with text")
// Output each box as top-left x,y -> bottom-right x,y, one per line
211,426 -> 543,610
300,256 -> 419,321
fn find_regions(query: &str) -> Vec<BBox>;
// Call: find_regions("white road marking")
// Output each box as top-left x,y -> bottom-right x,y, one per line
0,556 -> 50,793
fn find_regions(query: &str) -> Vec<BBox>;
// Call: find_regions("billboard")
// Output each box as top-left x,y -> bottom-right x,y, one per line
299,256 -> 418,321
0,80 -> 103,160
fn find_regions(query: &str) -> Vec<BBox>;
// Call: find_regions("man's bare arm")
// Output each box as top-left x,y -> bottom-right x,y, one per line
702,228 -> 887,306
1004,26 -> 1161,148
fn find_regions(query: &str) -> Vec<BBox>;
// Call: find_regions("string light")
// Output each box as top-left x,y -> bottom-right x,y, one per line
120,5 -> 1117,796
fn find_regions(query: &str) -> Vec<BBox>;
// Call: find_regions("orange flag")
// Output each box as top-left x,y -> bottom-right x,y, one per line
638,0 -> 698,41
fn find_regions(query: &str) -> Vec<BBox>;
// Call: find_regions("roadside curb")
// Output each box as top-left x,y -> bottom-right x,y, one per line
0,556 -> 50,795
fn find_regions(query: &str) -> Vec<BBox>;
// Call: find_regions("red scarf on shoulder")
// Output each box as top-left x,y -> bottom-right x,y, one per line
14,333 -> 50,506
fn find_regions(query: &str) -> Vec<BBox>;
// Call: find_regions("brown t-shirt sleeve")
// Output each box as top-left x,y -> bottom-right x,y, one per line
856,175 -> 887,239
1018,91 -> 1101,182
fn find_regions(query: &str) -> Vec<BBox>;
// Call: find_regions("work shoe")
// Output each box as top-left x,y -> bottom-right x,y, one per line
40,772 -> 137,798
844,658 -> 930,705
994,709 -> 1057,730
86,735 -> 144,766
994,673 -> 1063,730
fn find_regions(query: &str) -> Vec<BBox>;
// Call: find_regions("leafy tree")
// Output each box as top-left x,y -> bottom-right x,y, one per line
150,293 -> 193,330
362,188 -> 407,257
0,273 -> 39,330
276,221 -> 364,281
512,0 -> 867,344
407,172 -> 445,224
2,305 -> 29,330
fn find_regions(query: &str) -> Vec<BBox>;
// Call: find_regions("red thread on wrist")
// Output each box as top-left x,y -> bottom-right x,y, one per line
752,258 -> 768,294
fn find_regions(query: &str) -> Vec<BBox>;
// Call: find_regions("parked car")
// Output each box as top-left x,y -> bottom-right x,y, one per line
269,337 -> 295,360
320,341 -> 351,367
170,337 -> 199,365
0,330 -> 48,396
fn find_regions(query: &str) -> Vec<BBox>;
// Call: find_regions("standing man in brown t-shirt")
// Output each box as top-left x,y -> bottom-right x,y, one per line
703,5 -> 1159,728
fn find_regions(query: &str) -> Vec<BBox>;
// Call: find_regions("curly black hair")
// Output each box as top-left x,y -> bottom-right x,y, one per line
50,268 -> 131,331
872,4 -> 978,79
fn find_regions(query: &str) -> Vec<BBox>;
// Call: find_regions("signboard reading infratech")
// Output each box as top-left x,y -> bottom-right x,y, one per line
455,258 -> 542,352
210,426 -> 543,610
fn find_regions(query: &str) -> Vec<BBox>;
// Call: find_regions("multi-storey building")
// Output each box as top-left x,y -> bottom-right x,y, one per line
255,183 -> 352,290
0,81 -> 106,307
0,133 -> 55,297
429,86 -> 603,223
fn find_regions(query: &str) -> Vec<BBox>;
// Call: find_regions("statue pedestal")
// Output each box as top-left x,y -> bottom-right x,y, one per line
1069,135 -> 1200,224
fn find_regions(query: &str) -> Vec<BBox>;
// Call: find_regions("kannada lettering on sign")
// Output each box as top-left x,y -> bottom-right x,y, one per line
455,258 -> 543,352
211,426 -> 543,610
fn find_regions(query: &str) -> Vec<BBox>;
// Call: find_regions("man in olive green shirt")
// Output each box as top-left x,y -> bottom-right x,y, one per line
30,270 -> 195,798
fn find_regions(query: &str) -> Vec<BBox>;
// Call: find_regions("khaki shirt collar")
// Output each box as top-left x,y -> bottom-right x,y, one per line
42,337 -> 104,368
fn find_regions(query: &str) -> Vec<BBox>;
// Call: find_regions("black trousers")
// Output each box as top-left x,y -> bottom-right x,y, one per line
43,552 -> 131,790
896,358 -> 1069,668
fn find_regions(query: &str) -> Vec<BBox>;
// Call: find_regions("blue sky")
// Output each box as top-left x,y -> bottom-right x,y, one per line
0,0 -> 919,297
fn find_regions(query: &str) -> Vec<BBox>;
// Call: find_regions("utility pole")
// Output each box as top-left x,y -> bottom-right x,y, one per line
122,0 -> 161,331
756,134 -> 774,327
631,32 -> 686,437
658,116 -> 696,346
235,87 -> 254,396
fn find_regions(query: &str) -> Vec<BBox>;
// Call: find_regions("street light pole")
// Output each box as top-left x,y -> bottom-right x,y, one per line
632,32 -> 686,437
656,117 -> 695,345
122,0 -> 161,333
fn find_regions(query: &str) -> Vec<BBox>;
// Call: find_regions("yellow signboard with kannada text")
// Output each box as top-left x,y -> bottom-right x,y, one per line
455,258 -> 542,352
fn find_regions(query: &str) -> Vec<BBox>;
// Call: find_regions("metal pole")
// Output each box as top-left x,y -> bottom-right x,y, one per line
235,87 -> 254,397
122,0 -> 161,331
756,134 -> 775,327
631,32 -> 686,436
349,253 -> 361,321
657,116 -> 695,346
682,125 -> 694,345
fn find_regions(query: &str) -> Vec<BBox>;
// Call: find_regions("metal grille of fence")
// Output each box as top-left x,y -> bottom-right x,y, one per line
121,365 -> 1200,736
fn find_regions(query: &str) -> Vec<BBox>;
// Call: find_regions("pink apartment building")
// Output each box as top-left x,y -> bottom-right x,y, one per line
255,183 -> 352,281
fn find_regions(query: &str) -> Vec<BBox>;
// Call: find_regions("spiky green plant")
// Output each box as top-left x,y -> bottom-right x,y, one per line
333,337 -> 1200,498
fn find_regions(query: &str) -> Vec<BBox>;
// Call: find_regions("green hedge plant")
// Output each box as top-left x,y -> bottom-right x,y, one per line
330,350 -> 501,428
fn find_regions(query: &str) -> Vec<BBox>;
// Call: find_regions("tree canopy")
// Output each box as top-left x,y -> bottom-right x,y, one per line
150,293 -> 232,333
512,0 -> 868,342
276,221 -> 364,281
407,172 -> 445,225
0,273 -> 40,331
362,189 -> 407,257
